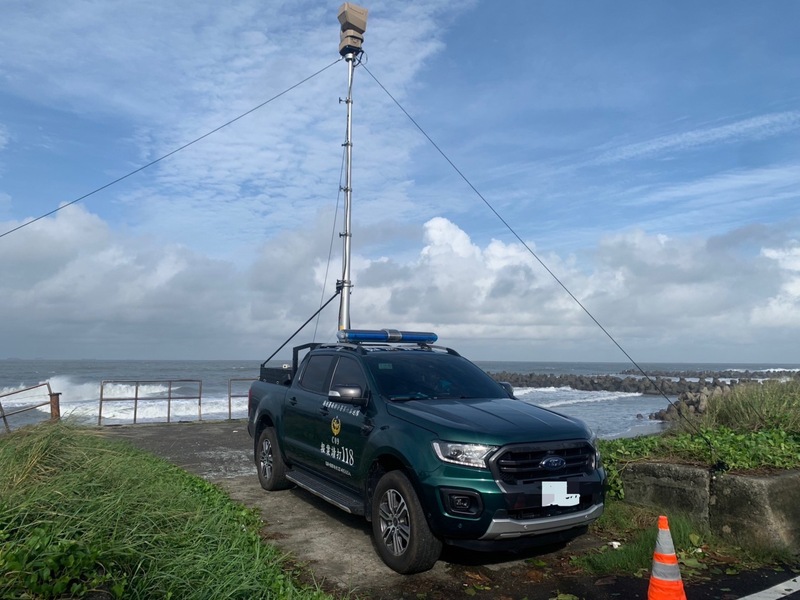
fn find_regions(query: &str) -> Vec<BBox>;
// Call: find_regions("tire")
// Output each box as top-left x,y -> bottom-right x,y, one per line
256,426 -> 290,491
371,470 -> 442,574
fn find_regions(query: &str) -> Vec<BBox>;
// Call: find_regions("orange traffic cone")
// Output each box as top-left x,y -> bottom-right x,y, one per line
648,515 -> 687,600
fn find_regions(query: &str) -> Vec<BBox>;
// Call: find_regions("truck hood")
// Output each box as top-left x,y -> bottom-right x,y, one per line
385,397 -> 592,445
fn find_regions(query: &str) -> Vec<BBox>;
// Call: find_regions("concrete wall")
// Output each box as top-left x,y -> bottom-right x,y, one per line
619,463 -> 800,553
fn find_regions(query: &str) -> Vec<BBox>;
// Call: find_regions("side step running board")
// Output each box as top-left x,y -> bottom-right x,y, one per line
286,469 -> 365,515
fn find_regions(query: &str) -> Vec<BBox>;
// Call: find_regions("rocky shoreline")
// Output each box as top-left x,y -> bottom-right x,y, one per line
488,369 -> 799,423
618,368 -> 799,380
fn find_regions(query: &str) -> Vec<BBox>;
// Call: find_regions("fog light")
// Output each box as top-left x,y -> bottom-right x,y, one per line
452,496 -> 471,510
440,488 -> 483,517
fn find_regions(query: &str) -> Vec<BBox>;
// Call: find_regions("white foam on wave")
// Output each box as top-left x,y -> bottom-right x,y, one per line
20,395 -> 249,425
722,367 -> 800,373
514,386 -> 573,394
515,386 -> 642,408
2,374 -> 247,425
2,376 -> 189,405
94,396 -> 249,424
1,386 -> 51,404
509,385 -> 669,438
100,381 -> 172,398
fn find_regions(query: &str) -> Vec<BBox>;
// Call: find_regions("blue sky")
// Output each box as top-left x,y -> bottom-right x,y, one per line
1,0 -> 799,362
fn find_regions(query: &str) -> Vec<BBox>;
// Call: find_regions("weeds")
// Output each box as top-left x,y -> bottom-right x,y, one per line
583,502 -> 793,577
0,422 -> 330,600
688,379 -> 800,433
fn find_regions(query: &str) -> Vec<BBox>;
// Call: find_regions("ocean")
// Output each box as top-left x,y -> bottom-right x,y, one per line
2,359 -> 798,439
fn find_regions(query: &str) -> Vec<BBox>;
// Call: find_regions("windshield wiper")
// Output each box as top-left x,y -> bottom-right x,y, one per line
388,393 -> 430,401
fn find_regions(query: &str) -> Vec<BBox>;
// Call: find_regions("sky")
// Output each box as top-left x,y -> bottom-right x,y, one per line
1,0 -> 799,363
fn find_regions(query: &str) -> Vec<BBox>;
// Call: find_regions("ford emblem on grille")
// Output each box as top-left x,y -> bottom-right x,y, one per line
540,456 -> 567,471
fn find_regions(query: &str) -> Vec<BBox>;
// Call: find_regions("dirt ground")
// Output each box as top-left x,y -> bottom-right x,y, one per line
104,421 -> 799,600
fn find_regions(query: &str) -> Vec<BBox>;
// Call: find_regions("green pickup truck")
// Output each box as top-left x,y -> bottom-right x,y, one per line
247,330 -> 606,573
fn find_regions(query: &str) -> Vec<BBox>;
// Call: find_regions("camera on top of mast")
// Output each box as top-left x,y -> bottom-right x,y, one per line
338,3 -> 368,56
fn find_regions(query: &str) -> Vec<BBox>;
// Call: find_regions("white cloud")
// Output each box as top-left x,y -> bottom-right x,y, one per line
349,220 -> 799,361
595,111 -> 800,164
2,207 -> 799,361
751,244 -> 800,327
0,1 -> 477,263
0,123 -> 7,150
10,0 -> 470,263
0,205 -> 244,358
623,164 -> 800,209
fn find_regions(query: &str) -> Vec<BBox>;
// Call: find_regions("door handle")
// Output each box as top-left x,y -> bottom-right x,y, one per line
318,406 -> 330,416
289,396 -> 298,405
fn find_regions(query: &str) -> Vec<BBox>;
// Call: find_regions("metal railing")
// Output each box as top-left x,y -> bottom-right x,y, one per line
1,377 -> 257,430
0,383 -> 61,433
98,379 -> 203,425
227,378 -> 257,420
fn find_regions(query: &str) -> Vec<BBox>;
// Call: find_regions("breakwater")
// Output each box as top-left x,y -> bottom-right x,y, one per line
489,371 -> 726,396
488,369 -> 800,423
618,368 -> 800,380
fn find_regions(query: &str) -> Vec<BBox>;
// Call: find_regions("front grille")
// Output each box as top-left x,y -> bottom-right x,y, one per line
507,495 -> 594,520
492,441 -> 594,485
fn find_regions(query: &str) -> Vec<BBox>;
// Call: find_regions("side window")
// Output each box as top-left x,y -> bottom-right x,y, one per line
330,356 -> 367,391
298,355 -> 335,394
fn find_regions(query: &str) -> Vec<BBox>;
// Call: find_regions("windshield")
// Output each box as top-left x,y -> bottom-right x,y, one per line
363,352 -> 507,401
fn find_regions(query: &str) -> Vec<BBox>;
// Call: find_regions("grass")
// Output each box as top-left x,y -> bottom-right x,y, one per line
578,379 -> 800,576
0,422 -> 331,600
579,500 -> 795,579
681,378 -> 800,434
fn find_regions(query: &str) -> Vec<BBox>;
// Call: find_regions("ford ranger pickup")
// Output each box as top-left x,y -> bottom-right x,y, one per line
247,329 -> 606,574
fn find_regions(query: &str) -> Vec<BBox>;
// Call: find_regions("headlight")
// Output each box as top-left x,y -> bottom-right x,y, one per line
432,441 -> 498,469
589,432 -> 602,470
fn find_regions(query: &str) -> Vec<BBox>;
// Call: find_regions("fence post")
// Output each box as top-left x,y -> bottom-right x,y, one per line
228,379 -> 233,420
49,392 -> 61,420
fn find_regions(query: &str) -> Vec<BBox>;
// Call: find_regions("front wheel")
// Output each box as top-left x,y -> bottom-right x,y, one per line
371,470 -> 442,574
256,427 -> 290,491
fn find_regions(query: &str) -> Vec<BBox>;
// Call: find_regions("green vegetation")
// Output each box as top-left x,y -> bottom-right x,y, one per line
0,422 -> 330,600
599,379 -> 800,500
684,378 -> 800,434
576,502 -> 778,579
580,379 -> 800,575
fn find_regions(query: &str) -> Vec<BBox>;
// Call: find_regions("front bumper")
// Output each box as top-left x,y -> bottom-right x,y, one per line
479,501 -> 604,540
420,465 -> 606,543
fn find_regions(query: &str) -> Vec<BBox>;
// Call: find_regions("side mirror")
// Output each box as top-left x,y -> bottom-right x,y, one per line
328,385 -> 368,406
499,381 -> 515,399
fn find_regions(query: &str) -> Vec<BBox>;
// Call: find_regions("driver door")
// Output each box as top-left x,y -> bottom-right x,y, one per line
315,355 -> 372,491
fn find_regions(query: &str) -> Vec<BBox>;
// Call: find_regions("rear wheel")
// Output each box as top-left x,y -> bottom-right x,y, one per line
372,470 -> 442,574
256,426 -> 290,490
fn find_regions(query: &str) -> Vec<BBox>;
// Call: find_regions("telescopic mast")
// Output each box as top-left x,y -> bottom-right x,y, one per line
336,3 -> 368,332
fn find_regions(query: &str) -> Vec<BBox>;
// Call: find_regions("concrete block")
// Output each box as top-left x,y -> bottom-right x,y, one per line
620,462 -> 800,554
710,470 -> 800,553
621,462 -> 711,524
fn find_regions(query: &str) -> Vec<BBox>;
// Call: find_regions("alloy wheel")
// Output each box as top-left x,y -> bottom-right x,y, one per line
378,488 -> 410,556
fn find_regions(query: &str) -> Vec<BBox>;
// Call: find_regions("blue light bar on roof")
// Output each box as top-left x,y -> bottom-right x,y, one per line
337,329 -> 438,344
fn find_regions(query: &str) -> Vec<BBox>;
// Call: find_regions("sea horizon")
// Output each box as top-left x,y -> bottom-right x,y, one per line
2,358 -> 798,439
4,357 -> 800,368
